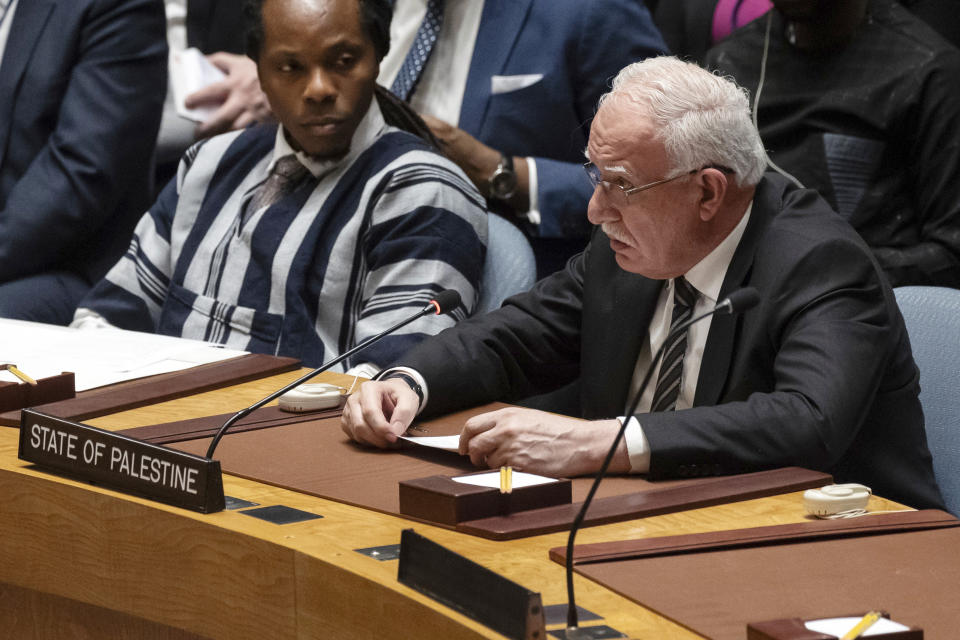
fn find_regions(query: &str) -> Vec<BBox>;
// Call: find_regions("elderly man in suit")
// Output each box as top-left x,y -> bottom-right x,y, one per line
0,0 -> 167,323
341,56 -> 944,511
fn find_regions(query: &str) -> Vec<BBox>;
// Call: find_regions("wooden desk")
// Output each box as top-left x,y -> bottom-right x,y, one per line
0,370 -> 904,640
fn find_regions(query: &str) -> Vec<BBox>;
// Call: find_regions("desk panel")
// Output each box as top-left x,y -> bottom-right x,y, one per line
0,371 -> 907,639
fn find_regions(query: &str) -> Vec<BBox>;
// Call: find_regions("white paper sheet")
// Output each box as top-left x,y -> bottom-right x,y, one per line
452,471 -> 558,489
0,319 -> 247,391
805,616 -> 910,637
398,434 -> 461,452
170,47 -> 226,123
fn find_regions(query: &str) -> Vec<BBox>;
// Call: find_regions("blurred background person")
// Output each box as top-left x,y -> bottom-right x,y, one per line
707,0 -> 960,287
0,0 -> 167,323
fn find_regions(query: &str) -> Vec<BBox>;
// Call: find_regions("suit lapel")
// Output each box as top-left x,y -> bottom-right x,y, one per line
694,183 -> 775,406
0,1 -> 55,171
458,0 -> 532,136
583,240 -> 665,417
605,277 -> 663,414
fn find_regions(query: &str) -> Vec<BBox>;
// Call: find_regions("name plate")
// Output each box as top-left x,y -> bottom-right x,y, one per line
18,409 -> 225,513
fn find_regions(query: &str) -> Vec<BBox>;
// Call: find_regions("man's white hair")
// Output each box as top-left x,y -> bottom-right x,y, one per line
598,56 -> 767,187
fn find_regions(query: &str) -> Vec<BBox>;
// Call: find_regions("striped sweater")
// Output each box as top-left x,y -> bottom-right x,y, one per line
74,103 -> 487,369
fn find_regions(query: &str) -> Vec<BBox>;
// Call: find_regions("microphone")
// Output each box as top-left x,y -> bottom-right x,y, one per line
562,286 -> 759,635
204,289 -> 462,459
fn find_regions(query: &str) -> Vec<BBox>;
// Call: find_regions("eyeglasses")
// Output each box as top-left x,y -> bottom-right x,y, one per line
583,163 -> 734,200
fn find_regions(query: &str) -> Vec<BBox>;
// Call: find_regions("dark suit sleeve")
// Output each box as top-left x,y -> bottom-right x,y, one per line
641,207 -> 899,479
0,0 -> 167,282
871,50 -> 960,287
530,0 -> 668,239
397,247 -> 589,416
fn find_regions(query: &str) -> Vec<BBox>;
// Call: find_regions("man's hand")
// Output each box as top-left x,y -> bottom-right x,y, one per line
340,379 -> 420,448
185,53 -> 273,139
421,114 -> 500,190
420,114 -> 530,210
459,407 -> 630,477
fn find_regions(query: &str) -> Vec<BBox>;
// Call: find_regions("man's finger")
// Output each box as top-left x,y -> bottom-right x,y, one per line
460,411 -> 500,455
205,51 -> 238,72
185,81 -> 230,108
195,99 -> 245,138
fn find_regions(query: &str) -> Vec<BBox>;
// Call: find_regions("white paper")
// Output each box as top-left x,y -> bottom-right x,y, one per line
170,47 -> 226,123
453,471 -> 558,489
805,616 -> 910,637
398,434 -> 461,452
0,319 -> 247,391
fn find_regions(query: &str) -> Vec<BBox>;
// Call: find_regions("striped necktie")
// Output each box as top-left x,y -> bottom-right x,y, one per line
650,277 -> 699,413
390,0 -> 445,101
240,155 -> 309,230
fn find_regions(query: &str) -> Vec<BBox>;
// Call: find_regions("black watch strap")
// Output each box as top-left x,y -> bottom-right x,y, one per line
379,371 -> 424,406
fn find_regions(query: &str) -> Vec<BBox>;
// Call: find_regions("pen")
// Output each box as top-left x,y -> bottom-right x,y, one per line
499,466 -> 512,494
1,364 -> 37,386
841,610 -> 883,640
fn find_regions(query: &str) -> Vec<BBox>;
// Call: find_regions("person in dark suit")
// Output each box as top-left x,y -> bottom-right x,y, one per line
0,0 -> 167,323
706,0 -> 960,288
340,56 -> 944,510
380,0 -> 668,276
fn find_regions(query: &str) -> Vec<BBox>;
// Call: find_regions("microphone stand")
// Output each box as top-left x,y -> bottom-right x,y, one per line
204,294 -> 459,459
562,289 -> 758,635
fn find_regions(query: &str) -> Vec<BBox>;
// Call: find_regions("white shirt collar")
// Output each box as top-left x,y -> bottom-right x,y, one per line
270,97 -> 388,178
683,201 -> 753,303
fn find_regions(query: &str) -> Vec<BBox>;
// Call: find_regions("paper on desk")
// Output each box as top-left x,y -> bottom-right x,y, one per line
453,471 -> 558,489
398,434 -> 461,452
171,47 -> 226,123
0,319 -> 247,391
806,617 -> 910,636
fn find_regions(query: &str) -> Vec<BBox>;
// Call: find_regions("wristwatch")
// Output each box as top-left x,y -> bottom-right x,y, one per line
488,154 -> 517,200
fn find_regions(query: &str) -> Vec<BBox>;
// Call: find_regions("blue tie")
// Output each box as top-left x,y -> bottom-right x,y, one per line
390,0 -> 445,101
650,277 -> 698,413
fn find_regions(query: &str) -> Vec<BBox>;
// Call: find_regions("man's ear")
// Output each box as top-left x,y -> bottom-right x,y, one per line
697,168 -> 729,222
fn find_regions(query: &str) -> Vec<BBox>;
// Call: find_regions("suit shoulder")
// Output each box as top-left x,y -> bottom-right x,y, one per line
750,177 -> 884,285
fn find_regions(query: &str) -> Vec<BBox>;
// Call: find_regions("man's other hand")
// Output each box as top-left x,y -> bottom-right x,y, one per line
340,379 -> 420,448
185,53 -> 273,139
459,407 -> 630,477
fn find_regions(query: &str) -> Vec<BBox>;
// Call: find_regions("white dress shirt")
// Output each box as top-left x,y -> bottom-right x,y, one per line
622,203 -> 753,472
0,0 -> 20,63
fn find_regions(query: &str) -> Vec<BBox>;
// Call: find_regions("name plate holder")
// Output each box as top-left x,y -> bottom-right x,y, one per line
399,472 -> 572,526
0,372 -> 75,414
18,409 -> 225,513
747,614 -> 922,640
398,529 -> 545,640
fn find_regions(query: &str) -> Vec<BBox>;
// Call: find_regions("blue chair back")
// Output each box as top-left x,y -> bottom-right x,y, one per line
894,286 -> 960,514
477,215 -> 537,313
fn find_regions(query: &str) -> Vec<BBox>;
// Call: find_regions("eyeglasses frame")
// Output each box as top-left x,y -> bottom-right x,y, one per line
583,163 -> 734,200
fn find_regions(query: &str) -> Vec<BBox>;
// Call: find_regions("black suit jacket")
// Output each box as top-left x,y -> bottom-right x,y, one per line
654,0 -> 719,65
0,0 -> 166,286
186,0 -> 246,55
398,174 -> 944,510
